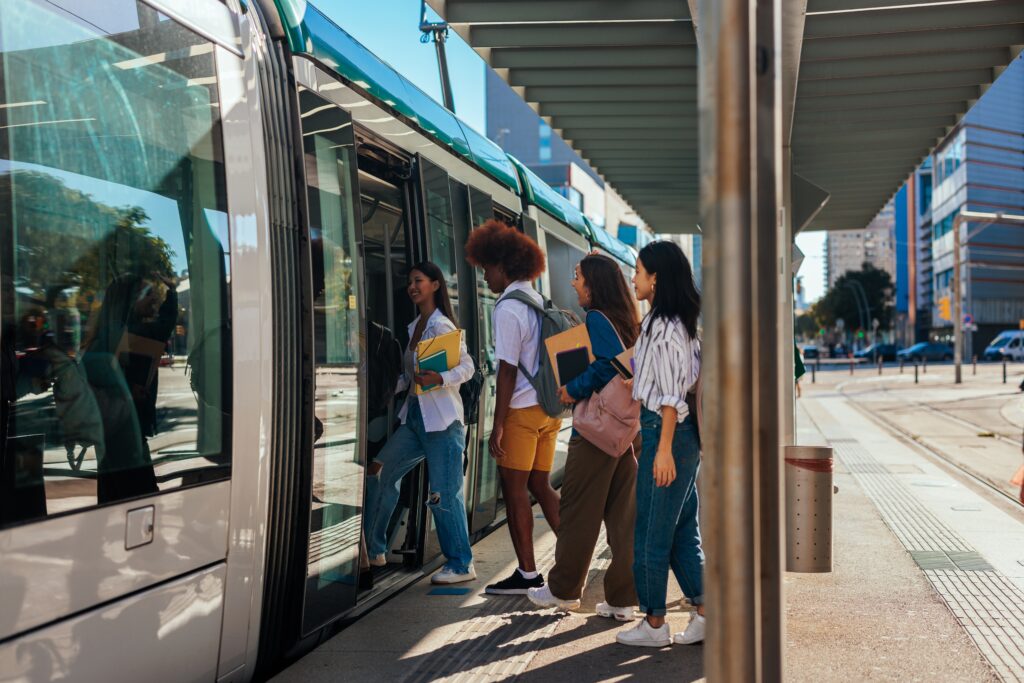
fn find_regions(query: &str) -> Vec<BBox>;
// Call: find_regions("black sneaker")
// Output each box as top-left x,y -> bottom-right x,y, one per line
485,570 -> 544,595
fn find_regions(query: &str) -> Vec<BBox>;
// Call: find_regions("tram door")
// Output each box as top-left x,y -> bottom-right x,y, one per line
468,192 -> 502,534
296,90 -> 367,632
356,160 -> 416,581
415,157 -> 464,562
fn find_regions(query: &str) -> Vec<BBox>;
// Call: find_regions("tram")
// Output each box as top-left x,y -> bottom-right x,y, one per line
0,0 -> 638,680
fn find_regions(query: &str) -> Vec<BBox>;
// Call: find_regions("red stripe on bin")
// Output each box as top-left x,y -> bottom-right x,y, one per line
785,457 -> 834,473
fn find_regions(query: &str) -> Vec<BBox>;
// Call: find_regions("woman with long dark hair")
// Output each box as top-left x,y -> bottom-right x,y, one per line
527,253 -> 642,619
362,261 -> 477,584
616,240 -> 706,648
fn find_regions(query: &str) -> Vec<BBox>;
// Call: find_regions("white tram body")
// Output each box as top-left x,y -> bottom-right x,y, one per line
0,1 -> 637,680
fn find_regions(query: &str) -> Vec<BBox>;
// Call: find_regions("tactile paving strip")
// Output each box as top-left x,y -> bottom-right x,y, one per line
834,439 -> 1024,682
401,533 -> 610,683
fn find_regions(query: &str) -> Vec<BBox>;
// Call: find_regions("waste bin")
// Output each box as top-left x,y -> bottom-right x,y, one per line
785,445 -> 833,572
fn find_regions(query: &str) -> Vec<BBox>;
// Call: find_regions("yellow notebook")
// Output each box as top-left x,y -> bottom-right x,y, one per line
414,329 -> 462,394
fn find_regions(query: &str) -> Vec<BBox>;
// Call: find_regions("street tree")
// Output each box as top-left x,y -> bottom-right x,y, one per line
811,263 -> 894,336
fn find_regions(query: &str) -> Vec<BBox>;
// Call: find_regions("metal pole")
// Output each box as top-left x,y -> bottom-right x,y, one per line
954,214 -> 963,384
972,355 -> 977,375
1004,358 -> 1008,384
420,4 -> 455,112
915,362 -> 919,384
849,357 -> 854,375
697,0 -> 769,678
900,358 -> 904,374
811,364 -> 816,383
878,355 -> 883,375
754,2 -> 783,678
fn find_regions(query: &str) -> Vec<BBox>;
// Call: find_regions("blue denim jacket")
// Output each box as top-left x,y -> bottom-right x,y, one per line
566,310 -> 624,402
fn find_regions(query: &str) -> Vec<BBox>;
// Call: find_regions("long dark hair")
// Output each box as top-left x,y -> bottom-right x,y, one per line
578,254 -> 639,348
410,261 -> 456,325
638,241 -> 700,339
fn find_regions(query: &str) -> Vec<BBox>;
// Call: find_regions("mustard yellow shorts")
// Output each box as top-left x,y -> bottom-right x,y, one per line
498,405 -> 563,472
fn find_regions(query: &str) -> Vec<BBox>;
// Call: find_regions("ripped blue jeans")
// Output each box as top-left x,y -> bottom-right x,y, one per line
363,398 -> 473,572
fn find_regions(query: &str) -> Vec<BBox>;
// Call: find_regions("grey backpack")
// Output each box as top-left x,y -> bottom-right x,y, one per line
500,290 -> 578,418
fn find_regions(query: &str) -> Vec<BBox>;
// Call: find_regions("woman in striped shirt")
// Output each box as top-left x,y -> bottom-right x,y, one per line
616,240 -> 705,649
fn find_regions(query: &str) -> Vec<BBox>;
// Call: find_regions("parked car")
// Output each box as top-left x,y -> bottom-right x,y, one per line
800,344 -> 819,360
855,343 -> 898,362
982,331 -> 1024,362
896,342 -> 953,362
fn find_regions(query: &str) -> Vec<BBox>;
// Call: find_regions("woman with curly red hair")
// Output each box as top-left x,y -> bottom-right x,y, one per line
464,220 -> 563,595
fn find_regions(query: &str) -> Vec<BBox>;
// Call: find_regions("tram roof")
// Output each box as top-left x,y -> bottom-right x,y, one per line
426,0 -> 1024,233
587,219 -> 638,268
271,1 -> 522,194
507,156 -> 592,240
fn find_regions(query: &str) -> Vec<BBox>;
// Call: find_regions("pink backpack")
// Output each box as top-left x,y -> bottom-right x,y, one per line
573,313 -> 641,458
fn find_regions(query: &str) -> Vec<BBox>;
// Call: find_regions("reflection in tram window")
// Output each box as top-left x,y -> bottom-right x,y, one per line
0,0 -> 231,527
298,90 -> 364,632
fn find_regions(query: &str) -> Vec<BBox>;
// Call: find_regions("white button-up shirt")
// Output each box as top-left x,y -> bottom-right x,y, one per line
632,313 -> 700,423
493,281 -> 543,409
396,308 -> 475,432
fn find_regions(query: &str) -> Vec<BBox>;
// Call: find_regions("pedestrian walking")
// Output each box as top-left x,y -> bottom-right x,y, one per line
527,254 -> 641,619
464,220 -> 563,595
363,261 -> 477,585
616,241 -> 706,648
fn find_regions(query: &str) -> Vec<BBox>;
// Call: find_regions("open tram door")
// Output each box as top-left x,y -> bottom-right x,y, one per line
414,155 -> 508,539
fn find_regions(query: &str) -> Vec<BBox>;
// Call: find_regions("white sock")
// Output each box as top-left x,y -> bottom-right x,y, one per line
517,567 -> 539,580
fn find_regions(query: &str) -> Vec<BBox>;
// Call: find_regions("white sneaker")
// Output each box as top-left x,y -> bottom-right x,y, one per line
527,585 -> 581,611
431,565 -> 477,584
616,619 -> 671,647
674,614 -> 706,645
596,602 -> 636,622
368,554 -> 387,567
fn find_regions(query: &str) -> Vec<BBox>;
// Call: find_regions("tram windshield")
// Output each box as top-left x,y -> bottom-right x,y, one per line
0,0 -> 232,526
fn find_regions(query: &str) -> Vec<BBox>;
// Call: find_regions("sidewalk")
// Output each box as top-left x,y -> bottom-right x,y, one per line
273,381 -> 1024,682
273,512 -> 703,683
793,390 -> 1024,682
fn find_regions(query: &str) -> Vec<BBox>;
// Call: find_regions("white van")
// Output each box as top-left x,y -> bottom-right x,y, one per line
982,330 -> 1024,361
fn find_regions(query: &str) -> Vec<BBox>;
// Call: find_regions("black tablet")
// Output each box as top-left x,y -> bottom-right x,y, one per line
556,347 -> 590,386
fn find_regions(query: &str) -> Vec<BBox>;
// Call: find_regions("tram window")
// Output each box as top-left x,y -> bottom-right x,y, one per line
0,0 -> 232,527
418,158 -> 458,314
298,90 -> 364,631
544,236 -> 586,320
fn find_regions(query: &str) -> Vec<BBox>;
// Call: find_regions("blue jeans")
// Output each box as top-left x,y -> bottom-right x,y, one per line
633,407 -> 704,616
364,398 -> 473,572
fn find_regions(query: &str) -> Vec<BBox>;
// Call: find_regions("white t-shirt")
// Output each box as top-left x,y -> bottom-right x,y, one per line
493,280 -> 543,409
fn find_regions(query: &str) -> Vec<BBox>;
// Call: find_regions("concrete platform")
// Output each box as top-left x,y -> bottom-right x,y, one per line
273,510 -> 702,683
273,382 -> 1024,682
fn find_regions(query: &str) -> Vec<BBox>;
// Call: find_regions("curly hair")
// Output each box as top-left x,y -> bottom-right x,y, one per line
464,219 -> 546,282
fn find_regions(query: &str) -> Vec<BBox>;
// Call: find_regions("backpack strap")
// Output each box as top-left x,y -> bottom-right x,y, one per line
496,289 -> 546,383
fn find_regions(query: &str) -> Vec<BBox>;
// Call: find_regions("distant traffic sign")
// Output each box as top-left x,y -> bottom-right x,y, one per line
963,313 -> 973,325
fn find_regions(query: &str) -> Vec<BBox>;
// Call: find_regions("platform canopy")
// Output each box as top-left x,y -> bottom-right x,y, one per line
428,0 -> 1024,234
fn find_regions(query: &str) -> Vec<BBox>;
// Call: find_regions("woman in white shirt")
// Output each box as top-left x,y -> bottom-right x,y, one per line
616,241 -> 706,648
363,261 -> 476,585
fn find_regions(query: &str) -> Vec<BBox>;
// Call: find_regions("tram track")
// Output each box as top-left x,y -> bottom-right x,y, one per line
837,381 -> 1023,508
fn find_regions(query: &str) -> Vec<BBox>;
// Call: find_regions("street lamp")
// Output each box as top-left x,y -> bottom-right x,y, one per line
951,210 -> 1024,384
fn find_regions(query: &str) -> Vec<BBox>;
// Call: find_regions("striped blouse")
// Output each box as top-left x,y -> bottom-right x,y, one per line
632,313 -> 701,422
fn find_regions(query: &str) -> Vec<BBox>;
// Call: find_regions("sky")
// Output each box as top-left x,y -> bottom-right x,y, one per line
317,1 -> 487,133
795,231 -> 827,304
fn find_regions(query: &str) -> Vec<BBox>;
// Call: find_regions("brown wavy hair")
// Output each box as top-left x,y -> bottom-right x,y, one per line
578,254 -> 639,348
464,219 -> 545,282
